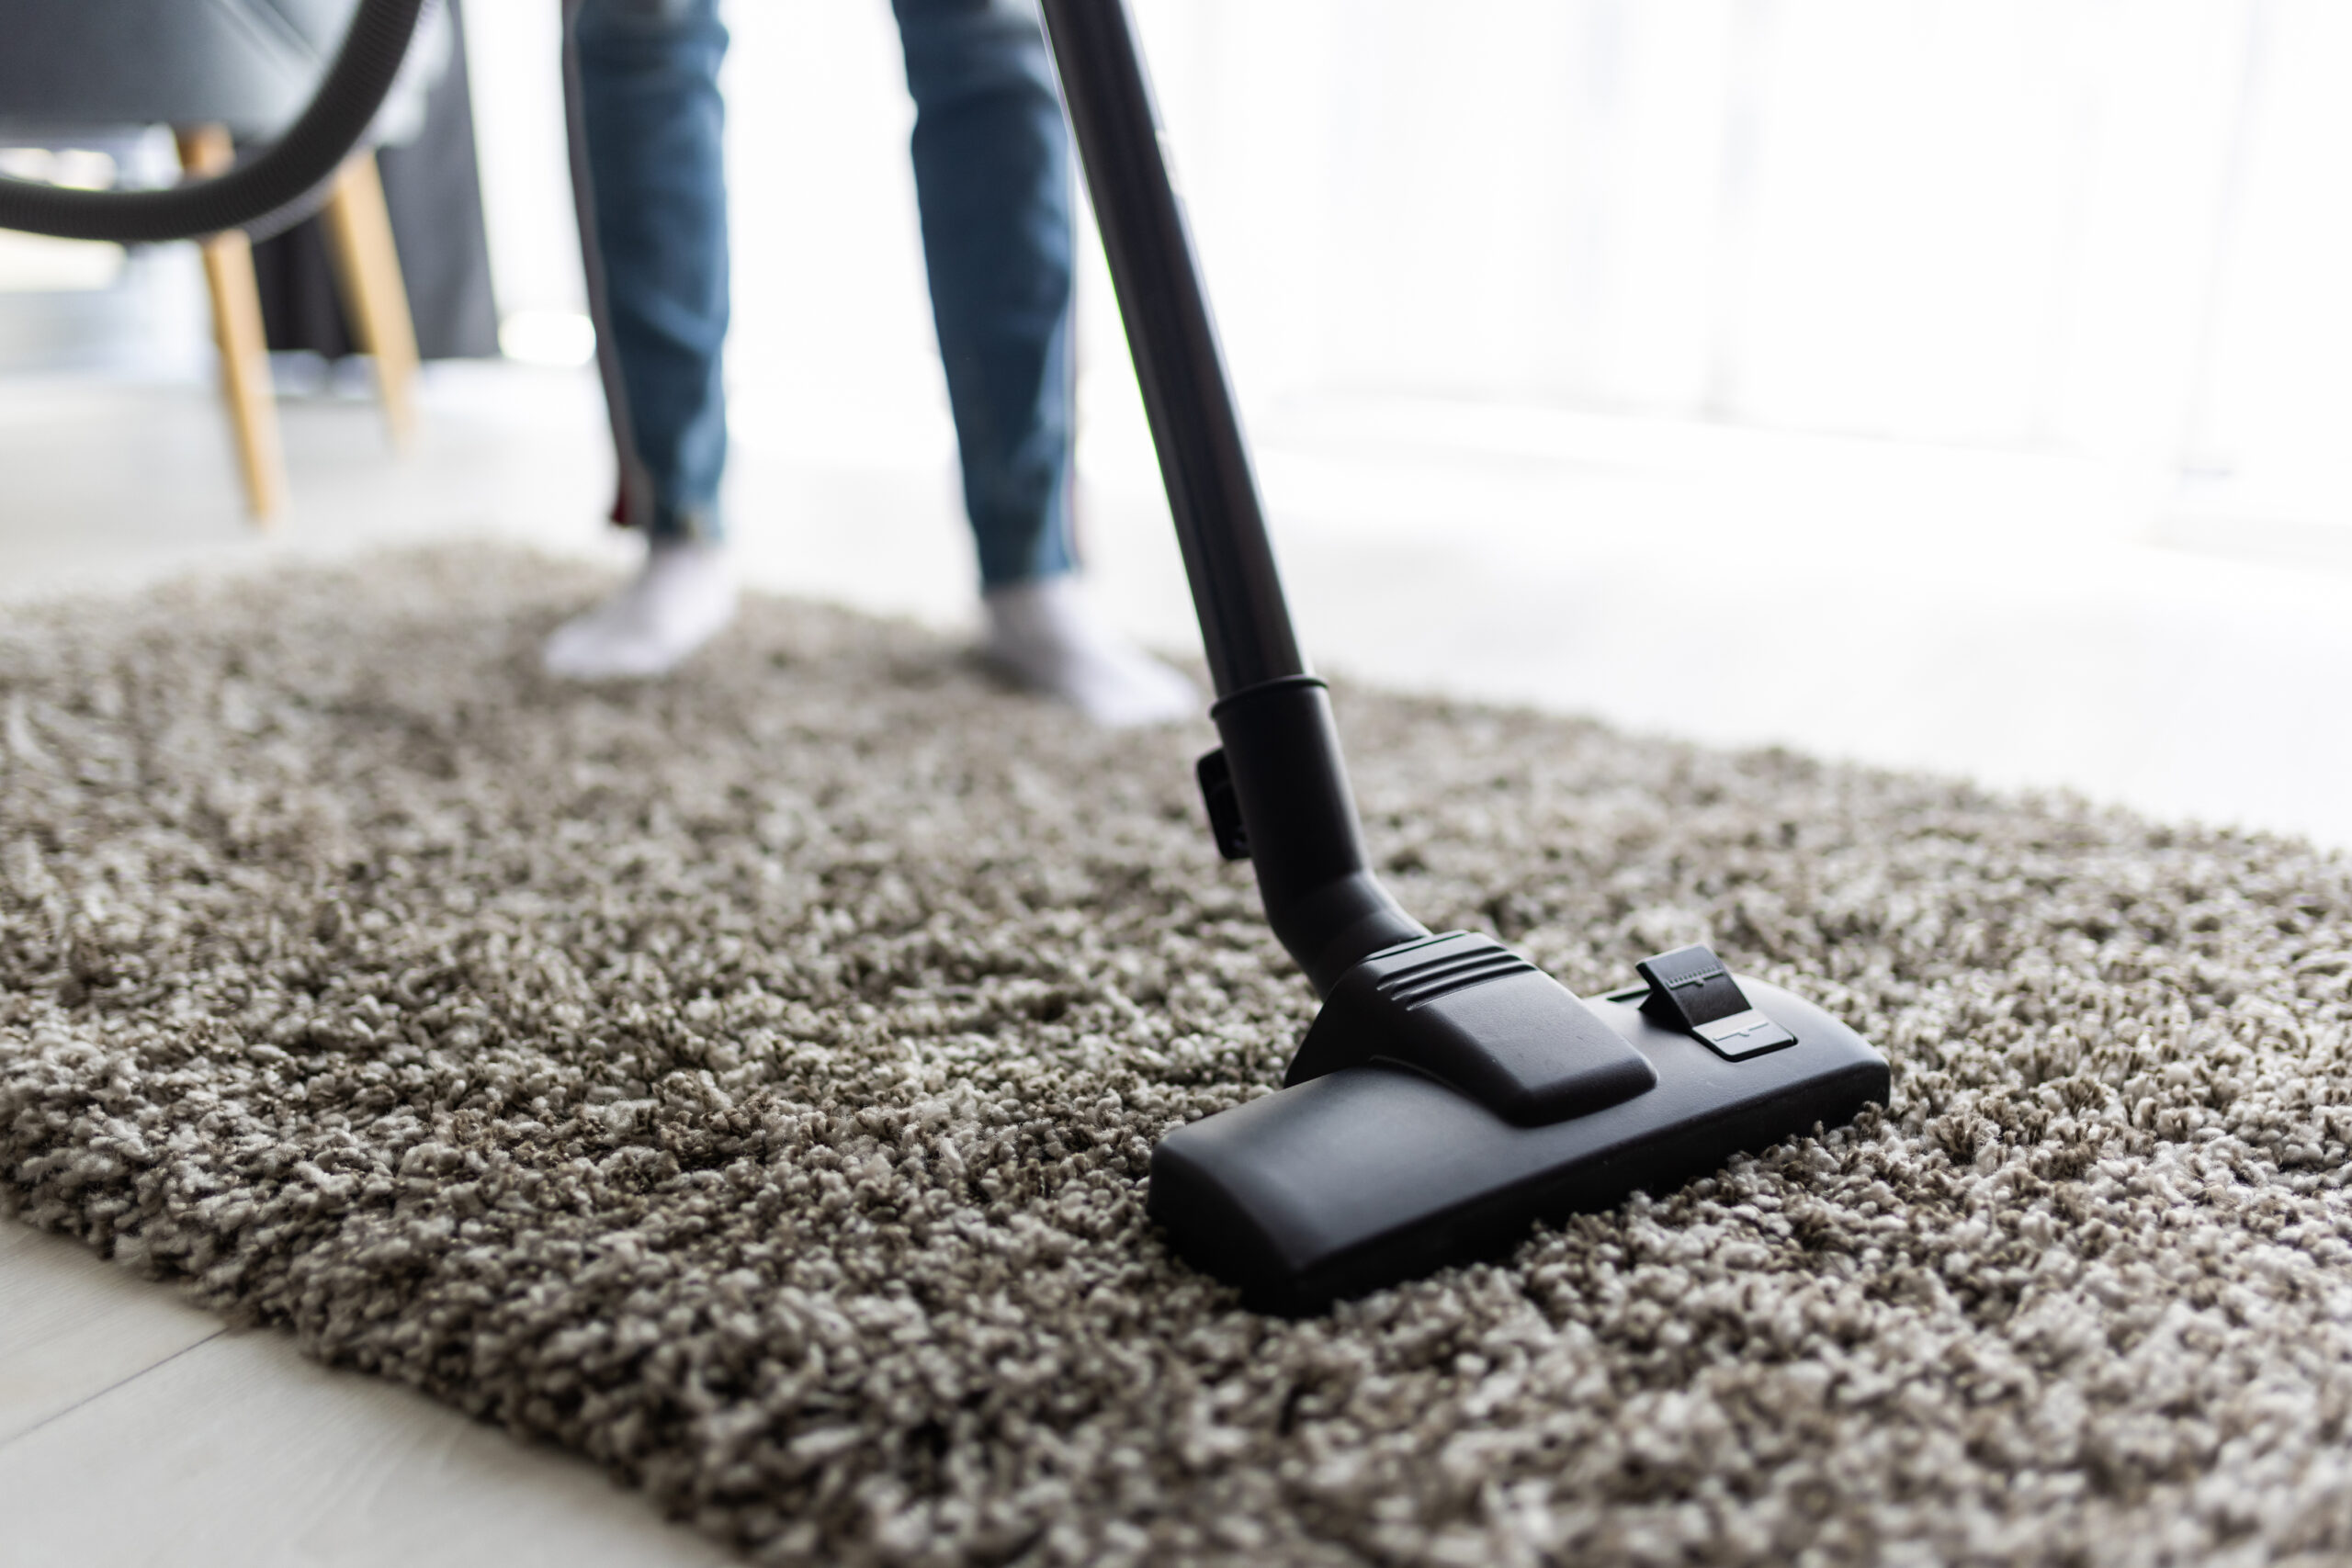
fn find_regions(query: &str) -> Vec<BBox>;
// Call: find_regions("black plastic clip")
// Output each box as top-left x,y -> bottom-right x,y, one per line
1195,749 -> 1250,861
1634,944 -> 1797,1060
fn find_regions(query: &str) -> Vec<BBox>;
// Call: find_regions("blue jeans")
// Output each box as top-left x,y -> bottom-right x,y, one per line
567,0 -> 1078,587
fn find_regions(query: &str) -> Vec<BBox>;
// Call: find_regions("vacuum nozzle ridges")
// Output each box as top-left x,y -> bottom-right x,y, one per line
1375,946 -> 1535,1010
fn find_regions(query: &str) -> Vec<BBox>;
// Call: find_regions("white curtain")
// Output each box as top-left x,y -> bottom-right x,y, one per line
1139,0 -> 2350,487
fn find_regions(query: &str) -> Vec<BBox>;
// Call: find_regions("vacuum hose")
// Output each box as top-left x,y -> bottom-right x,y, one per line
0,0 -> 427,243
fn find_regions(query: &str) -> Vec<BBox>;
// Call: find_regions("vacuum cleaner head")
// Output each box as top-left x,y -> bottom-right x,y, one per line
1151,945 -> 1888,1315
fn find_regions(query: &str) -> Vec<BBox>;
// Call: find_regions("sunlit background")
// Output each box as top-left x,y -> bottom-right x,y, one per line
459,0 -> 2352,496
2,0 -> 2346,841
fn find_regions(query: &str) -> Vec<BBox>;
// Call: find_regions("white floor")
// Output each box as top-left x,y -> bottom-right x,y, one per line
2,360 -> 2347,1564
0,1224 -> 736,1568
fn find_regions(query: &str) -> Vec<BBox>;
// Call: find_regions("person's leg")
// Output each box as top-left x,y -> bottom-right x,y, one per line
546,0 -> 736,679
894,0 -> 1194,725
895,0 -> 1073,590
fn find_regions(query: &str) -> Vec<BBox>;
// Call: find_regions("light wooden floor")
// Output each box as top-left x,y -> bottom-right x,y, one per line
0,1224 -> 738,1566
1,359 -> 2346,1562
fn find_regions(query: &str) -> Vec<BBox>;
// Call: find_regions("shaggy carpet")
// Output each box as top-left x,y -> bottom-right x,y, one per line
5,548 -> 2352,1567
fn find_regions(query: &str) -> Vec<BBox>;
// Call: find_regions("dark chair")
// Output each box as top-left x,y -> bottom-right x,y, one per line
0,0 -> 443,522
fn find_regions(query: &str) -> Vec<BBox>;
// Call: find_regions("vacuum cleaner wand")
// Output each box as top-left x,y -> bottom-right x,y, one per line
1033,0 -> 1296,700
1037,0 -> 1424,995
1038,0 -> 1890,1314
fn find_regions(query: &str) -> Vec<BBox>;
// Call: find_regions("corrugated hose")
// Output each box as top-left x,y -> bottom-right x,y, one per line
0,0 -> 426,243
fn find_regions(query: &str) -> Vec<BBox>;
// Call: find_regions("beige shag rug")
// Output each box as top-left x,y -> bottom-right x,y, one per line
6,548 -> 2352,1566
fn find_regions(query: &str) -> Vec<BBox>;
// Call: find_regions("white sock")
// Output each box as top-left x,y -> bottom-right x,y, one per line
983,574 -> 1198,728
543,536 -> 737,681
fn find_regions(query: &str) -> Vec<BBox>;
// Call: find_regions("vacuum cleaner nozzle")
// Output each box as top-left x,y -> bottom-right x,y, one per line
1162,677 -> 1893,1315
1151,950 -> 1889,1315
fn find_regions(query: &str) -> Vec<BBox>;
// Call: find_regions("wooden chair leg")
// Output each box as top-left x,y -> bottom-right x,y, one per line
321,151 -> 420,451
175,125 -> 286,525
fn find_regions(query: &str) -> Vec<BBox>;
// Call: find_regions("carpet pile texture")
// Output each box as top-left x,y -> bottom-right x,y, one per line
6,550 -> 2352,1566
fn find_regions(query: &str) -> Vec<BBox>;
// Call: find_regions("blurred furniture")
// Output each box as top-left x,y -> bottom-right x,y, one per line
175,125 -> 421,521
254,0 -> 498,372
0,0 -> 447,524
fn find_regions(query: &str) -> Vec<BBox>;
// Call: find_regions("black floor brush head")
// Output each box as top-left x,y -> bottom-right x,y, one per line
1148,958 -> 1889,1316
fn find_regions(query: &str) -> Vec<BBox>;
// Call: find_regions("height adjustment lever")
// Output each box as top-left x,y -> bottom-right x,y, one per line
1634,944 -> 1797,1060
1195,749 -> 1250,861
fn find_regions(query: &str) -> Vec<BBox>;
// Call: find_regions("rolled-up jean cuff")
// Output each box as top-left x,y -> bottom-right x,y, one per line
643,502 -> 724,544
